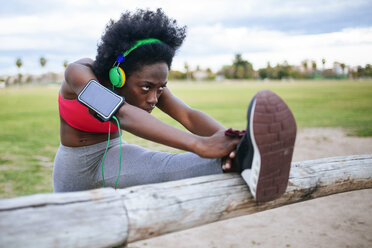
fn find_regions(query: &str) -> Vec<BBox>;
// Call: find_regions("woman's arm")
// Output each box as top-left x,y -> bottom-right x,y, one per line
63,59 -> 240,158
115,103 -> 240,158
157,88 -> 225,136
157,86 -> 238,169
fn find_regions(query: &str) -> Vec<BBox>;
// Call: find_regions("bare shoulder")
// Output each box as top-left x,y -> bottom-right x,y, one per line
72,58 -> 94,66
65,58 -> 94,73
62,58 -> 96,98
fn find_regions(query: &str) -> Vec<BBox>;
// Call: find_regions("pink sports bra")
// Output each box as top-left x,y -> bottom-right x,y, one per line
58,91 -> 118,133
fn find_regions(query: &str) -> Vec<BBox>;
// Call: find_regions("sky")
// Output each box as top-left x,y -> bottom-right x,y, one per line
0,0 -> 371,75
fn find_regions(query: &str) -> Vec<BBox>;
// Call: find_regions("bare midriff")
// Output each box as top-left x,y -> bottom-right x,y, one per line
60,117 -> 119,147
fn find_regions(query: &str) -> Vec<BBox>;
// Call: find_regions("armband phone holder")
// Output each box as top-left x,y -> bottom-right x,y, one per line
77,79 -> 125,122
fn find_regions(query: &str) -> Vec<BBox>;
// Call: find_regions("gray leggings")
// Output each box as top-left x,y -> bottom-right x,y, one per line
53,137 -> 222,192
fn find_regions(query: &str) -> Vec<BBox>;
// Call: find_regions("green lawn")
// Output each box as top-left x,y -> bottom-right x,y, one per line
1,80 -> 371,198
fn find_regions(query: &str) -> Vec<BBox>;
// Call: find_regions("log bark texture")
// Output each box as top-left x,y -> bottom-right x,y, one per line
0,154 -> 371,247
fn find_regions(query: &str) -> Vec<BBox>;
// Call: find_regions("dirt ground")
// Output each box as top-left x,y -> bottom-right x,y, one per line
130,128 -> 372,248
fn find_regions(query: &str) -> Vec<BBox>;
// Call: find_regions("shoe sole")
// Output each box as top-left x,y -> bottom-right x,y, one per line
241,90 -> 297,202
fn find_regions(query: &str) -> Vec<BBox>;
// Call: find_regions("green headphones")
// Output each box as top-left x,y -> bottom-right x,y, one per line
109,38 -> 163,88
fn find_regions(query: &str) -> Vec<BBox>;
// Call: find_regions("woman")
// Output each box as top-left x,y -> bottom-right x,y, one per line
54,9 -> 296,202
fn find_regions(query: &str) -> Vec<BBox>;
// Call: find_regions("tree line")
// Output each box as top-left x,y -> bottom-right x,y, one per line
170,54 -> 372,81
8,54 -> 372,85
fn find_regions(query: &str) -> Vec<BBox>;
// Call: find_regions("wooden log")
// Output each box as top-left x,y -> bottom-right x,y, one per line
121,154 -> 372,242
0,154 -> 371,247
0,188 -> 128,248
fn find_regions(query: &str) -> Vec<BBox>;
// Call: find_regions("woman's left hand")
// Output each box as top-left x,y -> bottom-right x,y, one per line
194,130 -> 241,158
222,150 -> 236,171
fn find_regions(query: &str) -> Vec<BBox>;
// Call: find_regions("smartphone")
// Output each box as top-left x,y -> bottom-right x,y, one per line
77,79 -> 125,122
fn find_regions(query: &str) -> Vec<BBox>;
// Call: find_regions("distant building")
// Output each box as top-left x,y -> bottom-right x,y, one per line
333,62 -> 348,75
192,69 -> 209,80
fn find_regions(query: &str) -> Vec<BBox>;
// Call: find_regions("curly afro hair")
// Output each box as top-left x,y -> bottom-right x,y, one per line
93,9 -> 187,85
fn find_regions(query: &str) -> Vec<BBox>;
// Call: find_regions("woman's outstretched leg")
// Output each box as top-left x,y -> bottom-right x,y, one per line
100,140 -> 222,188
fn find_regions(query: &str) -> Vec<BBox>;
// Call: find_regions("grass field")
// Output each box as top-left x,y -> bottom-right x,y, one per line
0,80 -> 371,198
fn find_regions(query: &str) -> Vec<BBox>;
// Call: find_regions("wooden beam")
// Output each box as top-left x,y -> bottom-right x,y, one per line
0,154 -> 371,247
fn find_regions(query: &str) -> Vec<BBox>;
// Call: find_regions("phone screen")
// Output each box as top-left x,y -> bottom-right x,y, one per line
78,80 -> 124,120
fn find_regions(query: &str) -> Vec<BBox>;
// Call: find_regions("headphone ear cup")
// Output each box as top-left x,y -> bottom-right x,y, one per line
116,67 -> 126,88
109,67 -> 126,88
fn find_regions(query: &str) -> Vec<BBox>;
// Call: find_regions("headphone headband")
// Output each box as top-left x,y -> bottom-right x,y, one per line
123,38 -> 163,57
110,38 -> 163,88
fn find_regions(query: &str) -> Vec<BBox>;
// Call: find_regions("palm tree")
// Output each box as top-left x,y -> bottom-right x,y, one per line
233,54 -> 244,78
321,58 -> 326,71
266,62 -> 273,79
63,60 -> 68,69
340,63 -> 346,74
302,60 -> 308,72
16,58 -> 22,69
39,56 -> 47,83
16,58 -> 23,84
184,62 -> 191,81
312,61 -> 317,72
40,57 -> 47,68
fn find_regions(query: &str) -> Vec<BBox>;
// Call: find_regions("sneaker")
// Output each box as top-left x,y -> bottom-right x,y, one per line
236,90 -> 297,202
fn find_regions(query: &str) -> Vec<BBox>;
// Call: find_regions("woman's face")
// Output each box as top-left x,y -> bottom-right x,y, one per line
118,62 -> 168,113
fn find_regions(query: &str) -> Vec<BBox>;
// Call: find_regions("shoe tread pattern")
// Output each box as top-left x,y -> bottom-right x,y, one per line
253,90 -> 297,202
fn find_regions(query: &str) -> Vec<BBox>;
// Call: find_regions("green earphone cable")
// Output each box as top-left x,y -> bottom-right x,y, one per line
101,116 -> 122,190
112,116 -> 122,190
104,39 -> 161,188
101,122 -> 111,188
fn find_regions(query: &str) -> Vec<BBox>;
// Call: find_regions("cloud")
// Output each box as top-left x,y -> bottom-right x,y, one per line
161,0 -> 372,33
3,0 -> 371,32
175,26 -> 372,71
0,0 -> 371,75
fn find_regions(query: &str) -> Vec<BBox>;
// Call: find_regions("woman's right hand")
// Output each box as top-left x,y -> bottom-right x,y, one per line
193,130 -> 241,159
